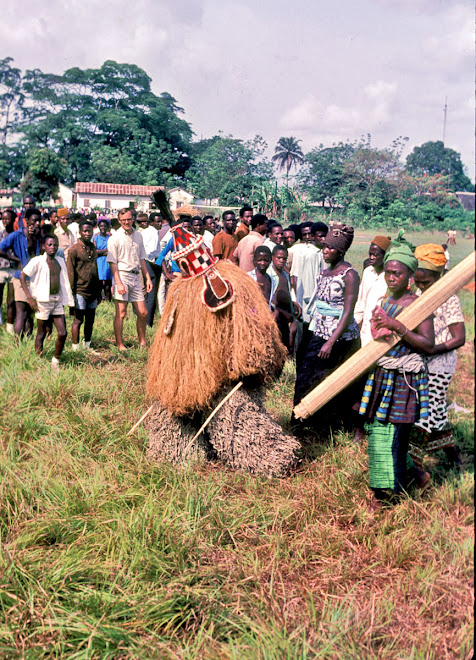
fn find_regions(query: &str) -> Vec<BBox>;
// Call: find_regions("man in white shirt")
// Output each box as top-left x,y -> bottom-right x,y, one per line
107,208 -> 152,350
141,212 -> 162,327
68,212 -> 81,242
353,235 -> 391,346
290,222 -> 326,323
262,222 -> 284,251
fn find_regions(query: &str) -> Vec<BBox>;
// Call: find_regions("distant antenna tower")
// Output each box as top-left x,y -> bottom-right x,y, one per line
442,97 -> 448,144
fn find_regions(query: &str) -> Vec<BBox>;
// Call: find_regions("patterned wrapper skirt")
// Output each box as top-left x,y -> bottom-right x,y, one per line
409,371 -> 455,467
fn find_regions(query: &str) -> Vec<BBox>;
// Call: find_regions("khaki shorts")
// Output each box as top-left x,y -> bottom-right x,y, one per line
13,276 -> 29,303
35,295 -> 65,320
0,268 -> 16,285
113,270 -> 144,303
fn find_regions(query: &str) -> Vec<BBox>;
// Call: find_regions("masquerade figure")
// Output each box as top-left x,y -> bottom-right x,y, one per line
145,193 -> 299,477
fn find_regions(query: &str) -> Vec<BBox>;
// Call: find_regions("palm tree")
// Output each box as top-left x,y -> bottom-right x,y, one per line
272,137 -> 305,186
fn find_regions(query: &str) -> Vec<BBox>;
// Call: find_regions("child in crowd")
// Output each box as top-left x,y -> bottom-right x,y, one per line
268,245 -> 299,353
67,221 -> 101,352
19,234 -> 74,369
93,220 -> 113,301
248,245 -> 274,306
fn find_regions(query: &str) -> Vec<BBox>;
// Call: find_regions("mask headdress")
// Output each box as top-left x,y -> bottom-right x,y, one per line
171,225 -> 235,312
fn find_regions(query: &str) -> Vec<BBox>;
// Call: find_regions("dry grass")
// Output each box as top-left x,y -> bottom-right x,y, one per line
0,239 -> 473,658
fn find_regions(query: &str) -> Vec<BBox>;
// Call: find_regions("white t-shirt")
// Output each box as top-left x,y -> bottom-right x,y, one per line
22,253 -> 74,305
354,267 -> 388,346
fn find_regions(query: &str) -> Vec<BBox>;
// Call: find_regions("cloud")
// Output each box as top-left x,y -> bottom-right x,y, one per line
280,81 -> 398,137
0,0 -> 473,178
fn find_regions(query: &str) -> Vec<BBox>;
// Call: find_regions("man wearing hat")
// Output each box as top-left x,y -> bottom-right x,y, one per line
54,209 -> 76,259
354,235 -> 392,347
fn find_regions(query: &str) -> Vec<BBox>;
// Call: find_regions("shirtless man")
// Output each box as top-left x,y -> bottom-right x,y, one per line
248,245 -> 273,305
20,235 -> 74,368
268,245 -> 299,353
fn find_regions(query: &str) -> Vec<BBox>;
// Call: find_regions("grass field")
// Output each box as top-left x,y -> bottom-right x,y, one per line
0,231 -> 473,658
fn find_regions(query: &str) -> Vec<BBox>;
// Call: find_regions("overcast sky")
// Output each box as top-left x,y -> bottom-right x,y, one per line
2,0 -> 474,179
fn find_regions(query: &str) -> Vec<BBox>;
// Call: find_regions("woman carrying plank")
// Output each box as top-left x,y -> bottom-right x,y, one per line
358,232 -> 434,509
409,244 -> 466,469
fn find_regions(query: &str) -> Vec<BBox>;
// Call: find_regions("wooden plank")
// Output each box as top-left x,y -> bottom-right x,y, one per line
293,251 -> 475,420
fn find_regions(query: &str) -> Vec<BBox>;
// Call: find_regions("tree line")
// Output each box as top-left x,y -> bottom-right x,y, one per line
0,57 -> 473,230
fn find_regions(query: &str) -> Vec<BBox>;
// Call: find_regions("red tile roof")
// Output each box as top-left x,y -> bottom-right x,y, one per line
75,183 -> 164,196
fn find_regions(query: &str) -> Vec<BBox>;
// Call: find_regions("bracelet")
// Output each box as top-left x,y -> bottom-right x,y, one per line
396,326 -> 408,338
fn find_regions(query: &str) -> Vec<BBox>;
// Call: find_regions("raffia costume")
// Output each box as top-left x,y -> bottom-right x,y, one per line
145,225 -> 299,477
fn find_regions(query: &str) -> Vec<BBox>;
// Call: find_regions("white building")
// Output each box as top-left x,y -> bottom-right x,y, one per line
168,187 -> 194,209
57,183 -> 75,208
73,183 -> 195,213
0,189 -> 14,208
75,182 -> 164,212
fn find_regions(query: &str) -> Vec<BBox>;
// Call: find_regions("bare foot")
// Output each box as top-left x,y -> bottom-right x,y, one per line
368,495 -> 383,512
116,344 -> 128,352
353,428 -> 366,444
413,467 -> 431,490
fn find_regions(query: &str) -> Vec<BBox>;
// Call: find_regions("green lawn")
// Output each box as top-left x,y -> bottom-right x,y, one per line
347,229 -> 474,276
0,236 -> 474,658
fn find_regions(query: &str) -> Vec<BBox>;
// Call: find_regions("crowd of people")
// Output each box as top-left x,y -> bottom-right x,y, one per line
0,195 -> 467,508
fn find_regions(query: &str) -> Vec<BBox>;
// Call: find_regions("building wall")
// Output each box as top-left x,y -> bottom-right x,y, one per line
57,184 -> 74,208
76,193 -> 156,212
169,189 -> 194,210
0,195 -> 13,208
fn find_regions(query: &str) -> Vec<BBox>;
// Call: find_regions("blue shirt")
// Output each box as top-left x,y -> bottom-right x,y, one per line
0,229 -> 41,278
93,234 -> 112,280
155,237 -> 180,273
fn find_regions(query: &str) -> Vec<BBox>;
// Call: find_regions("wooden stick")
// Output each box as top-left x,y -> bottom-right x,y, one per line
127,404 -> 154,436
183,381 -> 244,453
294,251 -> 475,420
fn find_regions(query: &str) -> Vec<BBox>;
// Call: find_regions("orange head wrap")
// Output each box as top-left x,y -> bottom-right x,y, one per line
414,244 -> 447,272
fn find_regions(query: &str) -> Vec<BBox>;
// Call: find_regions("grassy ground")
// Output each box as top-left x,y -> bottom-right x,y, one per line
0,232 -> 473,658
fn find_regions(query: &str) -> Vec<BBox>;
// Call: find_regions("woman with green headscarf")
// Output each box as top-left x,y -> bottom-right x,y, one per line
358,231 -> 435,509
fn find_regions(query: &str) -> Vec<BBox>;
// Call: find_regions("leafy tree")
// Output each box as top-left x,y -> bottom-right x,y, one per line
0,57 -> 24,146
21,147 -> 67,201
16,60 -> 192,186
272,137 -> 304,185
299,142 -> 356,211
340,144 -> 403,219
186,134 -> 274,205
406,141 -> 473,192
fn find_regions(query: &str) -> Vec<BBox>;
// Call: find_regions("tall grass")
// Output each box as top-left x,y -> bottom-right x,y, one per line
0,234 -> 473,658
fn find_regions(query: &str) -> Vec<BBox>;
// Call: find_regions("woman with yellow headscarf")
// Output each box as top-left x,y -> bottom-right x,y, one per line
410,244 -> 466,469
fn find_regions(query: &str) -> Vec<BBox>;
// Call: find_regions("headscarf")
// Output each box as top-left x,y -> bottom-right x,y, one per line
371,235 -> 391,252
57,208 -> 69,217
325,223 -> 354,254
383,229 -> 417,272
414,243 -> 447,272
